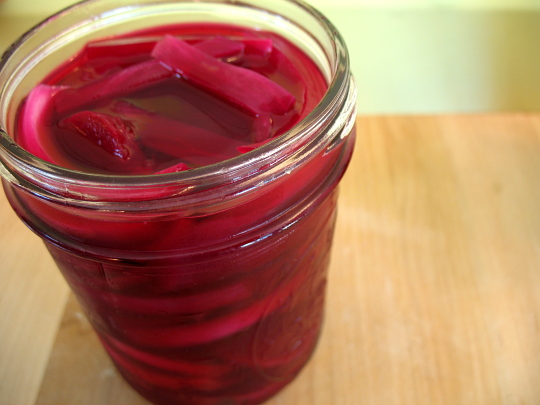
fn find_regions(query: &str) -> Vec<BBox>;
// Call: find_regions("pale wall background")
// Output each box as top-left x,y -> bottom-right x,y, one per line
1,0 -> 539,114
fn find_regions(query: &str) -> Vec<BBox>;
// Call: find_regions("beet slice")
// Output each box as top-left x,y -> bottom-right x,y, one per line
113,257 -> 313,348
59,111 -> 136,159
193,36 -> 245,60
53,59 -> 173,115
85,35 -> 245,61
149,79 -> 271,143
102,333 -> 230,377
154,161 -> 190,174
112,101 -> 244,166
140,117 -> 244,166
242,38 -> 273,57
151,35 -> 296,116
102,343 -> 233,391
18,84 -> 64,163
84,36 -> 161,60
98,280 -> 251,317
251,115 -> 273,143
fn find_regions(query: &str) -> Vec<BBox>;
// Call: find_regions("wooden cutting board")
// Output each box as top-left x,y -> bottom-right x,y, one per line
2,115 -> 540,405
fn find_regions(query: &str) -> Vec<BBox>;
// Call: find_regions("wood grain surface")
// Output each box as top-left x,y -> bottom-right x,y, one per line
1,115 -> 540,405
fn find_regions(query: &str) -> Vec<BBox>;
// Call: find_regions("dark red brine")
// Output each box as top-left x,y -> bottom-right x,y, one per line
3,18 -> 355,405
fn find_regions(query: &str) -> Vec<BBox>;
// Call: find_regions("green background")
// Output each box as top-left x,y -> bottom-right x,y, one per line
1,0 -> 538,114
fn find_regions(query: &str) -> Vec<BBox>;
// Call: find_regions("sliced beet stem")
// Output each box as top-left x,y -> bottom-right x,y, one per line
86,35 -> 246,61
19,84 -> 65,163
193,36 -> 245,60
155,162 -> 190,174
112,101 -> 244,166
54,59 -> 173,115
242,38 -> 273,57
151,35 -> 296,116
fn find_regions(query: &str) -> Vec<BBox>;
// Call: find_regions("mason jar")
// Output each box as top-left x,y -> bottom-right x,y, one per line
0,0 -> 357,404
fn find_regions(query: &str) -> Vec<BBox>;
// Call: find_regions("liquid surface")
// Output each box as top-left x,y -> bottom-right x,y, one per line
17,23 -> 328,174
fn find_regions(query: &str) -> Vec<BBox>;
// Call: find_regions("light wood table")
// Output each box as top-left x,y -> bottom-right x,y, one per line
1,115 -> 540,405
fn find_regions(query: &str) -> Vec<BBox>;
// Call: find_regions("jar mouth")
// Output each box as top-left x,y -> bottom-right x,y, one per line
0,0 -> 355,208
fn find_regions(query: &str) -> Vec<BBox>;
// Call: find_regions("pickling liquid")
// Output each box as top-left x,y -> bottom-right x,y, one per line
5,22 -> 354,405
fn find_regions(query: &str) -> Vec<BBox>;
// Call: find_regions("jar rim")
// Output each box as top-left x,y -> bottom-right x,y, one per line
0,0 -> 355,208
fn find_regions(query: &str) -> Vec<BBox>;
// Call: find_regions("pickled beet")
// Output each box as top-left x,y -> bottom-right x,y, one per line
191,36 -> 245,59
59,111 -> 136,159
151,35 -> 296,116
53,59 -> 173,115
111,100 -> 245,167
17,26 -> 312,173
154,162 -> 190,174
11,22 -> 341,405
18,84 -> 62,163
85,35 -> 248,62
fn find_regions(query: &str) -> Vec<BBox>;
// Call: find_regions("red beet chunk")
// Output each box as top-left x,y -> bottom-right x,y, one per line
59,111 -> 135,159
151,35 -> 296,116
112,101 -> 245,167
95,279 -> 251,316
194,36 -> 245,60
84,36 -> 161,60
86,35 -> 245,61
113,256 -> 314,349
104,346 -> 232,392
18,84 -> 63,163
242,38 -> 273,57
250,115 -> 273,142
102,333 -> 230,377
154,161 -> 190,174
142,79 -> 272,143
53,59 -> 173,115
141,117 -> 243,167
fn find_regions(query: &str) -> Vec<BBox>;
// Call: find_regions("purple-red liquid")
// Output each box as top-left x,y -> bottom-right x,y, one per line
17,23 -> 327,174
5,23 -> 353,405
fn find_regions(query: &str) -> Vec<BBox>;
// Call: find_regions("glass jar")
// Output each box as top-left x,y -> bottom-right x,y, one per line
0,0 -> 356,404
